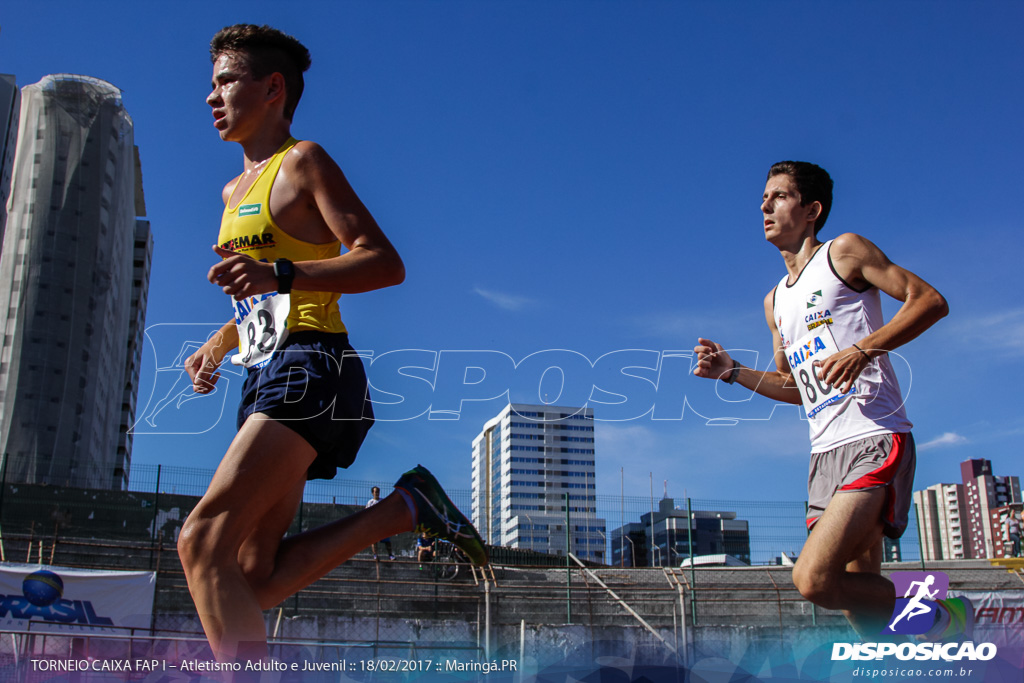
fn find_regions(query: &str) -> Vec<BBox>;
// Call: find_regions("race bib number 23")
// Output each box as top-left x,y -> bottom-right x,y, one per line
788,324 -> 855,418
230,292 -> 290,369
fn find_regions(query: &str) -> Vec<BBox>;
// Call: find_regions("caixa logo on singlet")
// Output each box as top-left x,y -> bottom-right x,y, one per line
0,570 -> 115,626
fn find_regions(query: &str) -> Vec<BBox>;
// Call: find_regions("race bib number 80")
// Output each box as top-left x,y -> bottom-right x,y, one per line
788,324 -> 855,418
230,292 -> 290,369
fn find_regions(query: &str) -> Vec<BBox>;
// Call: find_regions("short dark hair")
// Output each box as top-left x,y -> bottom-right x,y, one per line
767,161 -> 833,234
210,24 -> 311,121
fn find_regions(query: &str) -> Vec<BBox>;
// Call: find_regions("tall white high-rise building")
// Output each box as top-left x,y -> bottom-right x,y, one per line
913,483 -> 969,561
0,74 -> 150,489
471,403 -> 606,562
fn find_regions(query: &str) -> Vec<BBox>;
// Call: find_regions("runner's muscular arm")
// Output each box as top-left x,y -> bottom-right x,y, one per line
691,289 -> 802,405
815,232 -> 948,393
208,142 -> 405,300
184,320 -> 239,393
290,141 -> 405,293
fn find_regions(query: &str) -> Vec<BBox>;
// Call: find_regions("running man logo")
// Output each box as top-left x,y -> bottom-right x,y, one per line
885,571 -> 949,635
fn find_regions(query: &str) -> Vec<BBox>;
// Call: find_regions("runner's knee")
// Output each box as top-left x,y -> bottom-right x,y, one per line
792,561 -> 842,608
178,512 -> 229,574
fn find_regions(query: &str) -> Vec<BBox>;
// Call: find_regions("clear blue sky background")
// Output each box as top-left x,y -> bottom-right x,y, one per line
2,1 -> 1021,505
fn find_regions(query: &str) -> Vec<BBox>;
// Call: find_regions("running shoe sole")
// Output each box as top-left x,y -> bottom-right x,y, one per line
395,465 -> 489,567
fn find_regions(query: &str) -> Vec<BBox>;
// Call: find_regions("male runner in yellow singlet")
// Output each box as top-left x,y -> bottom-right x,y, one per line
179,24 -> 487,665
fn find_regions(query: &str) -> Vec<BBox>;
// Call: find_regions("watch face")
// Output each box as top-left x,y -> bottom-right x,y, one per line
275,259 -> 294,292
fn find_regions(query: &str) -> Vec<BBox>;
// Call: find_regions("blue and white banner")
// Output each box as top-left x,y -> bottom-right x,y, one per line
0,562 -> 156,633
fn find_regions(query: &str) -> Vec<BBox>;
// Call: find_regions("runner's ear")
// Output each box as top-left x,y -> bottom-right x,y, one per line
265,72 -> 286,109
806,201 -> 822,224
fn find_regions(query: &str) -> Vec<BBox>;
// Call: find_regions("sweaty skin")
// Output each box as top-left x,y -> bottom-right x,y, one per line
692,170 -> 947,638
178,45 -> 411,665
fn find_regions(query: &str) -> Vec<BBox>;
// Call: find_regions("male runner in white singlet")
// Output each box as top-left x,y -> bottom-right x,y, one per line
693,161 -> 962,640
179,24 -> 486,666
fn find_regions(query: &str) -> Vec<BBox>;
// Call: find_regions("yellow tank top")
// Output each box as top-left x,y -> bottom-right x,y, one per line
217,137 -> 347,335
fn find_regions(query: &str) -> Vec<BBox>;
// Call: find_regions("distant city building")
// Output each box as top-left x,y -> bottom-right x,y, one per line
0,75 -> 151,489
0,74 -> 19,244
471,403 -> 606,562
610,498 -> 751,567
882,537 -> 902,563
961,458 -> 1020,558
913,458 -> 1020,560
117,217 -> 153,483
989,503 -> 1022,559
914,483 -> 970,561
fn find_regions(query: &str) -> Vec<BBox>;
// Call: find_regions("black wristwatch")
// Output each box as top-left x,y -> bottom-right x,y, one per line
273,258 -> 295,294
724,358 -> 741,385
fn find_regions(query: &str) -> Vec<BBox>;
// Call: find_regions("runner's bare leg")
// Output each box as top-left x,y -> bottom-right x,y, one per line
178,415 -> 412,661
792,488 -> 896,638
239,488 -> 412,609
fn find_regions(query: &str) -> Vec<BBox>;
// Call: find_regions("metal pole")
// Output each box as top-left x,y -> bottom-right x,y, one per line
650,473 -> 656,566
686,498 -> 696,626
519,619 -> 525,680
565,492 -> 571,624
676,574 -> 689,670
149,465 -> 161,569
485,581 -> 492,659
569,553 -> 676,653
666,516 -> 672,566
620,467 -> 624,568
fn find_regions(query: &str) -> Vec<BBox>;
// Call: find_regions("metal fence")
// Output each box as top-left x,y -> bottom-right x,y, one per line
0,462 -> 924,568
2,550 -> 1017,683
0,459 -> 960,677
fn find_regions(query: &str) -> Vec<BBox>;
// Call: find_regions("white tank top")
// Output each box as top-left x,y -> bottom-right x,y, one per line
772,240 -> 912,452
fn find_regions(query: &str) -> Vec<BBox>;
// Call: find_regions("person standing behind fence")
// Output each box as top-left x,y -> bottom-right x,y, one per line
366,486 -> 395,560
1003,508 -> 1021,558
178,23 -> 488,668
417,532 -> 434,569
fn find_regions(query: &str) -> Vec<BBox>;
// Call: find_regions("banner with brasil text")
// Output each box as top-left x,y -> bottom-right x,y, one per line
0,562 -> 156,633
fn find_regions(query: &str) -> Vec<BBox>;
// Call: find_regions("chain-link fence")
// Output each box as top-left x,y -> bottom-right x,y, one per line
0,462 -> 925,568
2,459 -> 993,678
3,551 -> 1019,682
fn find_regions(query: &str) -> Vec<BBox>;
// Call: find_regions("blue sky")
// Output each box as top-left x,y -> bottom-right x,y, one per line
2,1 -> 1021,505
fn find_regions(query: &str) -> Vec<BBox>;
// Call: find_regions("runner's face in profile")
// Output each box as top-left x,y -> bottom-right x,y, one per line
761,174 -> 816,246
207,52 -> 268,142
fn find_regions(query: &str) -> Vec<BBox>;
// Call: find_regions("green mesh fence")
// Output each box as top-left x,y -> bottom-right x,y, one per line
0,462 -> 922,564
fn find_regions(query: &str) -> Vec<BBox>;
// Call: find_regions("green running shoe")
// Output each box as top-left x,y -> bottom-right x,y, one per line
395,465 -> 489,567
922,597 -> 975,641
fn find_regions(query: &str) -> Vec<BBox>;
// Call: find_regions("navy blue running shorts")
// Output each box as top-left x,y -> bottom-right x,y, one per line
237,331 -> 374,480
